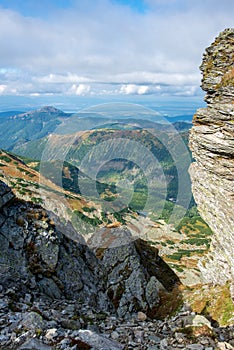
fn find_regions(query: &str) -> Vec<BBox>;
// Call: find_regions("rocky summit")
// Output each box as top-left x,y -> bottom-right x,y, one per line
189,28 -> 234,293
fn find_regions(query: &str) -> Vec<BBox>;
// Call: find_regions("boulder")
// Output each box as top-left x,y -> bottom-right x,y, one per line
89,227 -> 181,318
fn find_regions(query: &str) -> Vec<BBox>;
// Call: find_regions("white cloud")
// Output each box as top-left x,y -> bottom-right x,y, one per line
0,85 -> 6,94
0,0 -> 233,97
36,73 -> 92,84
120,84 -> 149,95
138,85 -> 150,95
30,92 -> 41,97
69,84 -> 91,96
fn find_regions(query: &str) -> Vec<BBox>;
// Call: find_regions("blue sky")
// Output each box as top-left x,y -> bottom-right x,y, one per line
0,0 -> 233,111
0,0 -> 73,17
113,0 -> 148,13
0,0 -> 148,15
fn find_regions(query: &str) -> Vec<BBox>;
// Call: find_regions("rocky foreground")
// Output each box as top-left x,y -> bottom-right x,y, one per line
0,294 -> 234,350
0,167 -> 233,349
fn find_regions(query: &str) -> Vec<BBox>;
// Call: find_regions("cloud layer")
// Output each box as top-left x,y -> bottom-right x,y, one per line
0,0 -> 233,98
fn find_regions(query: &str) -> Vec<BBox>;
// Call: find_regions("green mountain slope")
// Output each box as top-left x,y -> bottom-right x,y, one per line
0,106 -> 71,150
0,105 -> 193,224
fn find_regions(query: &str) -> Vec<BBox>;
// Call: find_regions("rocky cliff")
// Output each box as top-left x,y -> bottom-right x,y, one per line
189,29 -> 234,290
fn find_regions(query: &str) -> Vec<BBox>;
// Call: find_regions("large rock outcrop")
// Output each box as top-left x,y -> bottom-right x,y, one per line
189,29 -> 234,289
0,181 -> 111,312
0,180 -> 181,319
89,227 -> 180,318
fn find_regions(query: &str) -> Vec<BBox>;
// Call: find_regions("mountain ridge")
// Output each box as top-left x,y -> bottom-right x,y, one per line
0,105 -> 191,152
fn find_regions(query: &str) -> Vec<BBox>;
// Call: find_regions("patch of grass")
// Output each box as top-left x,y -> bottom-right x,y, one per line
31,197 -> 43,204
0,155 -> 11,163
167,253 -> 182,261
166,239 -> 175,245
183,282 -> 234,326
176,216 -> 213,237
74,210 -> 102,226
83,206 -> 96,213
18,190 -> 26,195
181,237 -> 210,247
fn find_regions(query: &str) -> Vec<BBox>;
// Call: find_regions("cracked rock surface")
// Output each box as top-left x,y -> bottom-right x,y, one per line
189,28 -> 234,291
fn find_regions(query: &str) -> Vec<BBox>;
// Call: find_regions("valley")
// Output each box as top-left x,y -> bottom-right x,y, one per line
0,105 -> 213,287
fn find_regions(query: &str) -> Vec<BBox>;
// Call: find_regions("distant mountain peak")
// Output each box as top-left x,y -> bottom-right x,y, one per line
16,106 -> 65,118
37,106 -> 64,113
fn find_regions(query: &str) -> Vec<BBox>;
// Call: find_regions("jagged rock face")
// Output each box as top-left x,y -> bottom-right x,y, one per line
89,227 -> 181,318
0,181 -> 112,312
189,29 -> 234,287
0,181 -> 15,208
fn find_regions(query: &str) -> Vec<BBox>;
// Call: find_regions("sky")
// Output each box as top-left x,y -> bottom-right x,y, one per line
0,0 -> 233,112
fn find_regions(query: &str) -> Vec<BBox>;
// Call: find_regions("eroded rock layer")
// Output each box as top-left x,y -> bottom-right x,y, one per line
189,29 -> 234,288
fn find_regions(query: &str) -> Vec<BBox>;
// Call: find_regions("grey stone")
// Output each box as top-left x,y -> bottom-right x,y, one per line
192,315 -> 211,328
111,331 -> 120,340
60,319 -> 81,330
0,300 -> 8,311
145,276 -> 160,308
77,329 -> 124,349
21,311 -> 45,330
160,338 -> 168,349
18,338 -> 52,350
186,345 -> 204,350
0,182 -> 14,209
24,294 -> 32,304
148,335 -> 161,343
38,278 -> 62,299
0,335 -> 10,343
58,338 -> 71,349
45,328 -> 58,340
